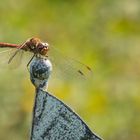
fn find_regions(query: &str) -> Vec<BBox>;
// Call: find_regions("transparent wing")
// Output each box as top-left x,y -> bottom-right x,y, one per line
0,48 -> 16,69
0,48 -> 31,69
8,49 -> 24,69
8,49 -> 34,69
48,46 -> 93,80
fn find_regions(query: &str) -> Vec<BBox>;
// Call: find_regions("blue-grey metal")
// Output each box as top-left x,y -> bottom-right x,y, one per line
30,56 -> 52,90
30,56 -> 102,140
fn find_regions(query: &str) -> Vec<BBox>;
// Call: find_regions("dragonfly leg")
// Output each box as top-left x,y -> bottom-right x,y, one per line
27,54 -> 35,71
8,40 -> 29,64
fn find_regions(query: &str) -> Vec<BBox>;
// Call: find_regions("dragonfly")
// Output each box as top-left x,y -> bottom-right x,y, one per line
0,38 -> 92,77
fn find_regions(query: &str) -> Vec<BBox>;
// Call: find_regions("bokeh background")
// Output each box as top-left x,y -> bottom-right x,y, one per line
0,0 -> 140,140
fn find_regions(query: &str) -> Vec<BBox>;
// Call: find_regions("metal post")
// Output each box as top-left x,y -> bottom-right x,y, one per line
30,56 -> 102,140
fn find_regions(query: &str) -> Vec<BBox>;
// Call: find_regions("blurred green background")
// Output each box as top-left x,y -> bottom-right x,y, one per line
0,0 -> 140,139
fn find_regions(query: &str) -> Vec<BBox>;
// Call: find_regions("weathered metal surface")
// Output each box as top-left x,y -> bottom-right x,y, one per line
30,56 -> 52,90
30,56 -> 102,140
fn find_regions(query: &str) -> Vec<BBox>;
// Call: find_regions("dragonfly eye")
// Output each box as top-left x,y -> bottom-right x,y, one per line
42,43 -> 49,49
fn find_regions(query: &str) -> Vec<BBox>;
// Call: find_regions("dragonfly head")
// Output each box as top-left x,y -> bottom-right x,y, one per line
37,42 -> 49,56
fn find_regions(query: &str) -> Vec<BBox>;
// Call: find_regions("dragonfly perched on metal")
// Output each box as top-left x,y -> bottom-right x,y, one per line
0,38 -> 92,77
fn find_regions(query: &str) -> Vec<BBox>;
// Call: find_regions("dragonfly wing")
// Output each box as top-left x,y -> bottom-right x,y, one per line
0,48 -> 17,69
8,49 -> 24,69
8,49 -> 21,64
0,47 -> 34,70
48,46 -> 93,80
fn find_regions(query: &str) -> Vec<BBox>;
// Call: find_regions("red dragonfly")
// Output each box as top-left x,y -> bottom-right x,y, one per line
0,38 -> 92,77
